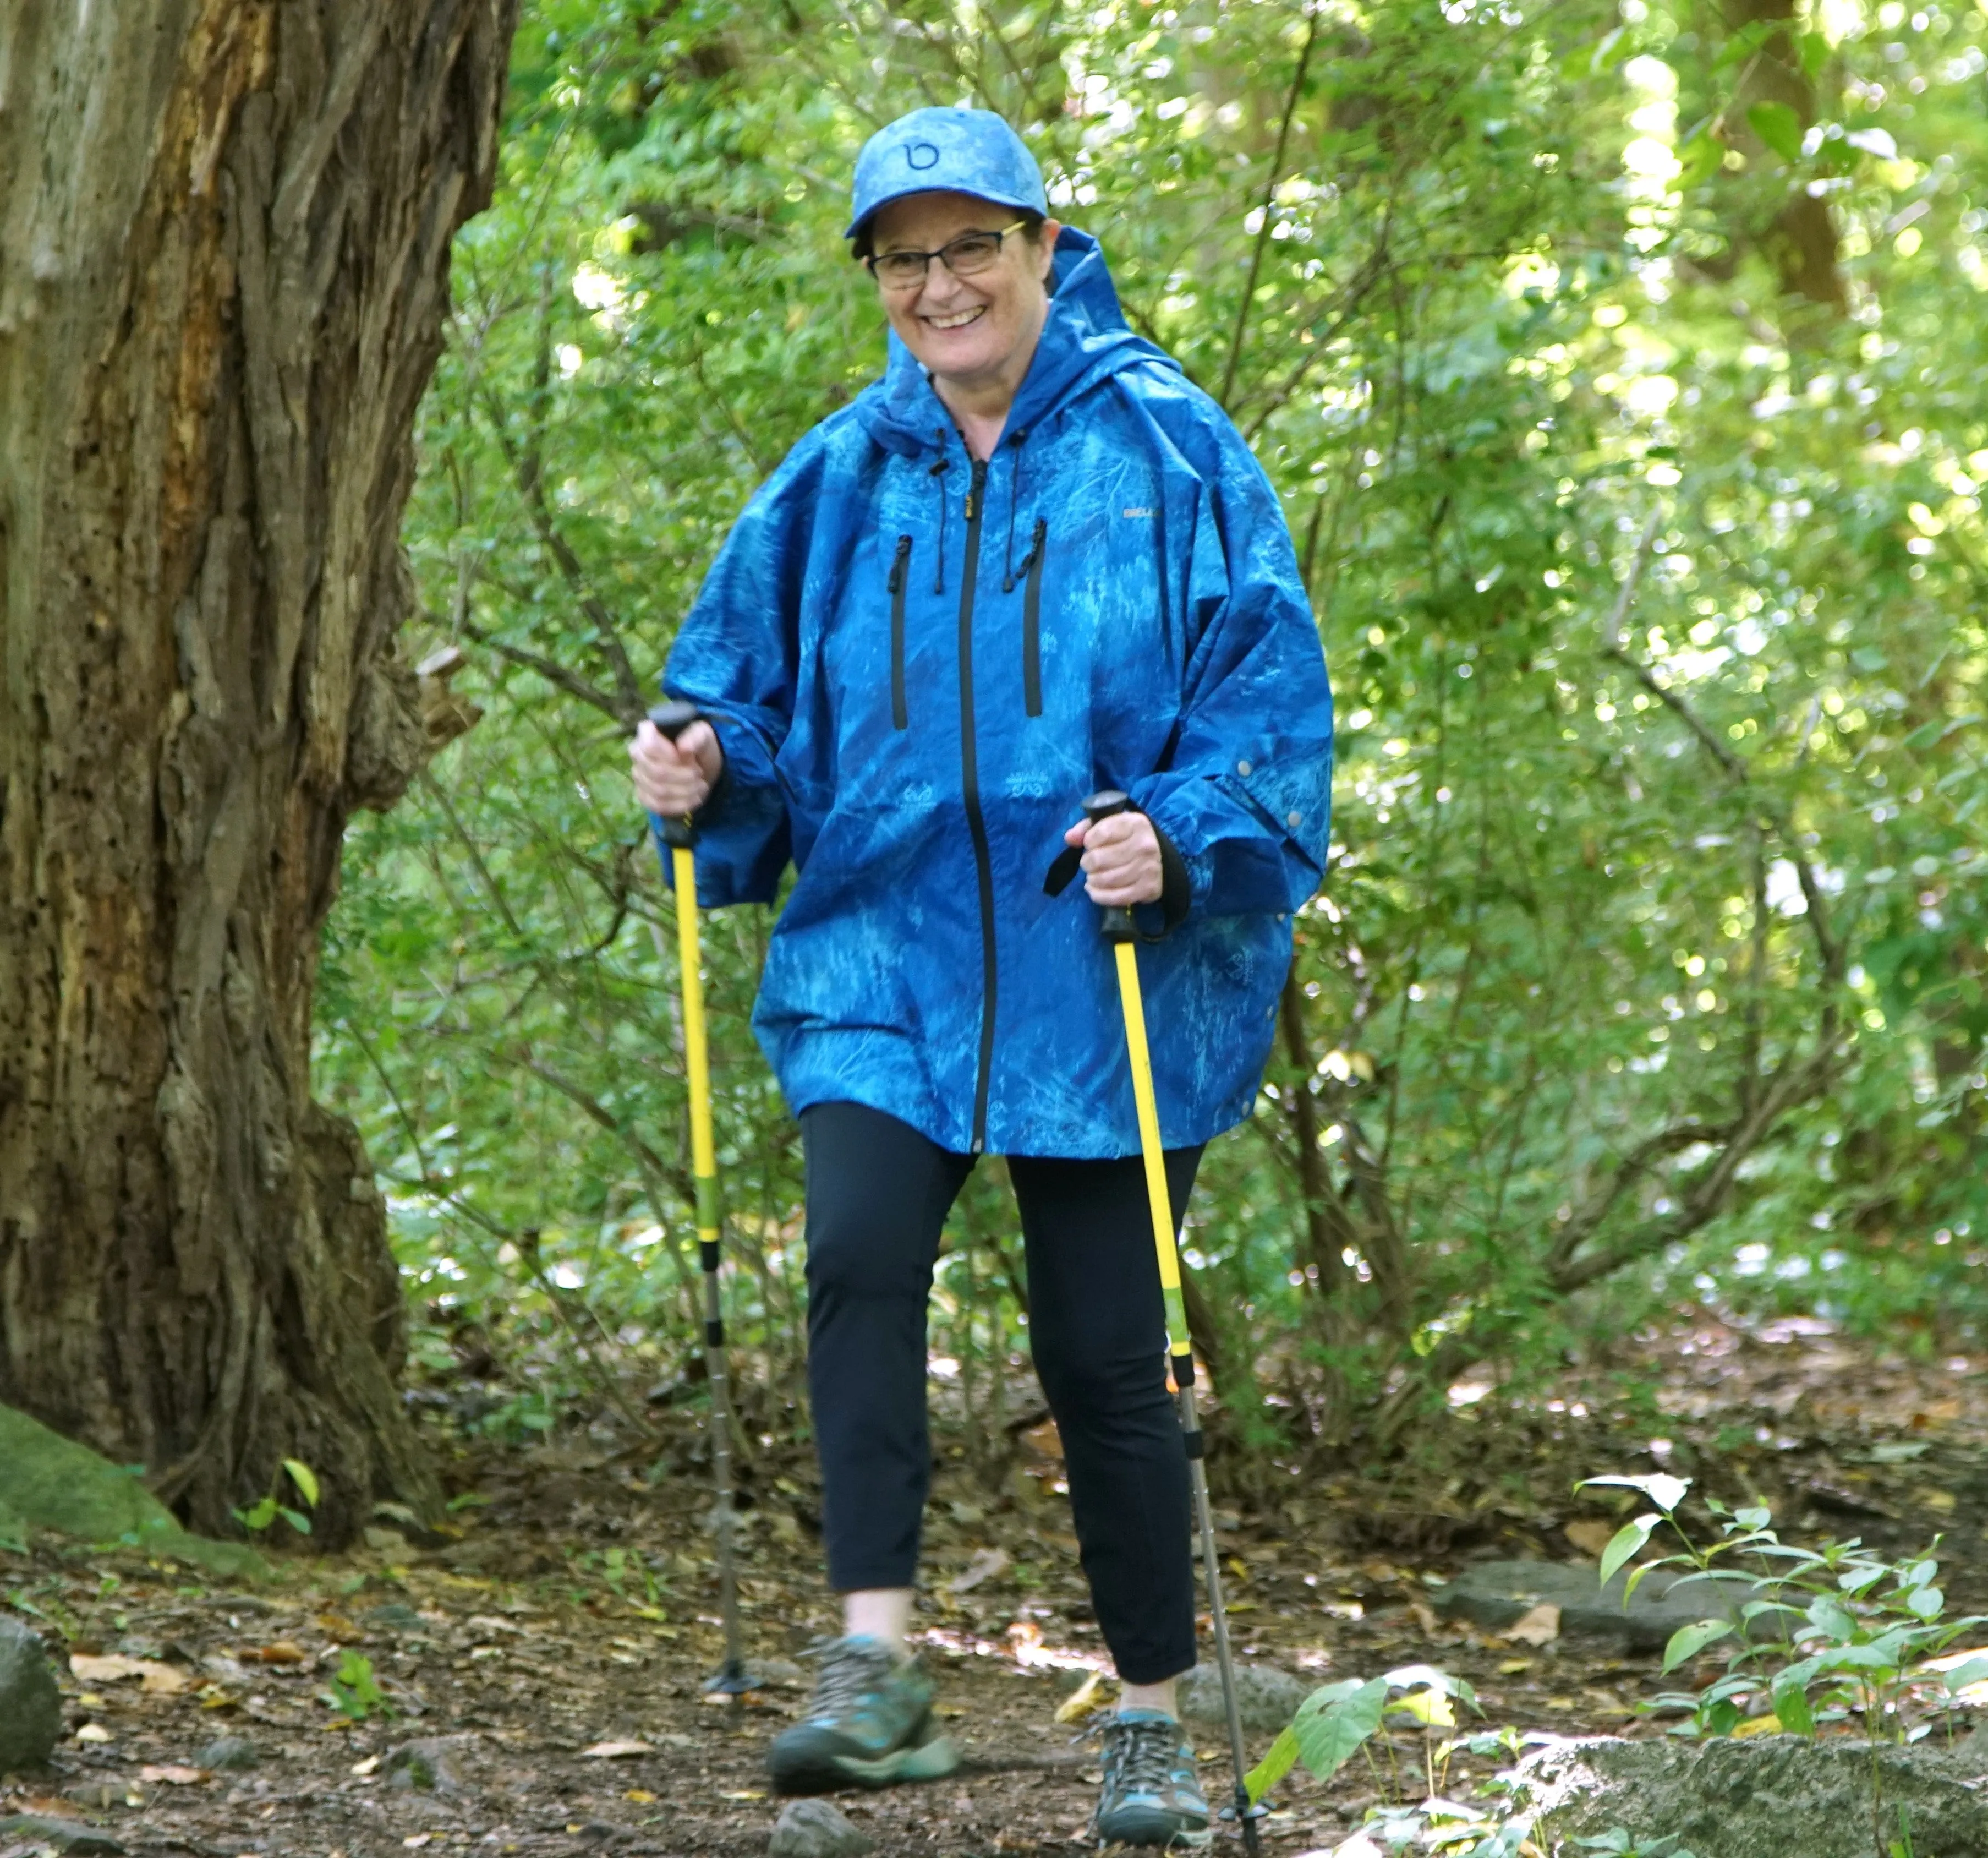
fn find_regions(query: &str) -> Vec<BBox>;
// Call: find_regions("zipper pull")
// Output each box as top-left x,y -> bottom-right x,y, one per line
965,458 -> 987,520
888,534 -> 911,594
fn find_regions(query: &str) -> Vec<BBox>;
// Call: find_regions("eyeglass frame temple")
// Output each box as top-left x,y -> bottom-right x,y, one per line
864,220 -> 1029,285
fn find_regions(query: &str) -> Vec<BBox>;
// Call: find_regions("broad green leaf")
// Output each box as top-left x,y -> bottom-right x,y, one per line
283,1458 -> 321,1509
1935,1656 -> 1988,1692
1600,1516 -> 1656,1587
1773,1680 -> 1816,1736
1243,1725 -> 1298,1806
1290,1676 -> 1388,1783
1746,101 -> 1804,164
1389,1685 -> 1455,1728
239,1497 -> 277,1532
1662,1620 -> 1733,1674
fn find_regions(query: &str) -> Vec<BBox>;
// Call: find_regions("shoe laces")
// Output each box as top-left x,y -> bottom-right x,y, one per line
804,1636 -> 897,1717
1101,1714 -> 1181,1795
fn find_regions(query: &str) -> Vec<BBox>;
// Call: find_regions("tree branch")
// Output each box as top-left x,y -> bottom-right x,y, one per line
1219,6 -> 1324,411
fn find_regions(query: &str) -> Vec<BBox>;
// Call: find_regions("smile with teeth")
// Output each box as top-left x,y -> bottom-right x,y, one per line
924,305 -> 986,330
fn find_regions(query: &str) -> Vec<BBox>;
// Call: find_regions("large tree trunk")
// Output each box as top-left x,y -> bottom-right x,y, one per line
0,0 -> 518,1545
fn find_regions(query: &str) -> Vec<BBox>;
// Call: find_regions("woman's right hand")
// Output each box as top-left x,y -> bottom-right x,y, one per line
630,716 -> 724,817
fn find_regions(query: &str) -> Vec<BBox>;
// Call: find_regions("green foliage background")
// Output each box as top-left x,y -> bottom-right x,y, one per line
315,0 -> 1988,1457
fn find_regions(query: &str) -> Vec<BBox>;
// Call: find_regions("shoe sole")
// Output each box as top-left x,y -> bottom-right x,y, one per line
769,1730 -> 960,1795
1093,1811 -> 1214,1850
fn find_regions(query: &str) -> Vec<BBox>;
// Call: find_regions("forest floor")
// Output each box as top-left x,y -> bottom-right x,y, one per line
7,1311 -> 1988,1858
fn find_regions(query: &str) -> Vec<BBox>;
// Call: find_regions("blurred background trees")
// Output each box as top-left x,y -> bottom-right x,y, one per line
316,0 -> 1988,1477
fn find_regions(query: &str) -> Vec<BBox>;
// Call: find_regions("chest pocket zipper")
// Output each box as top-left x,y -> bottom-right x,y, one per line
1021,518 -> 1047,718
888,534 -> 912,729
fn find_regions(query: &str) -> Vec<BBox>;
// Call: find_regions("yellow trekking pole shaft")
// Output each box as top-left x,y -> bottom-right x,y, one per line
673,844 -> 719,1214
1111,939 -> 1194,1379
648,702 -> 753,1699
1082,790 -> 1261,1858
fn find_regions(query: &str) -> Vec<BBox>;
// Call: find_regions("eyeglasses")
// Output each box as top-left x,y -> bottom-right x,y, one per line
865,222 -> 1028,291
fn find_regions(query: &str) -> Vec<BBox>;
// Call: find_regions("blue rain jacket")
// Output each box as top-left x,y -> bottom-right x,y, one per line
662,227 -> 1333,1159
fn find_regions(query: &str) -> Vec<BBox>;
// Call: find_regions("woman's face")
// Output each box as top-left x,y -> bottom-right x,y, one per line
867,190 -> 1060,391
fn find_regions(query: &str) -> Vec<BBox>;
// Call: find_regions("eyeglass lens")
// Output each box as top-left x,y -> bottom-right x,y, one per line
873,232 -> 1005,286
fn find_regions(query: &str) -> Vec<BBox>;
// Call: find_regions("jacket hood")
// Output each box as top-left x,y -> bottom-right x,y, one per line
856,227 -> 1178,457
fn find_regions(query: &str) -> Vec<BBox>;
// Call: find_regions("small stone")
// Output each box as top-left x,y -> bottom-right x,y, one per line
0,1817 -> 125,1855
364,1604 -> 428,1637
1180,1663 -> 1312,1733
744,1657 -> 806,1688
195,1735 -> 261,1772
768,1798 -> 873,1858
0,1616 -> 62,1773
1436,1559 -> 1774,1654
385,1737 -> 467,1794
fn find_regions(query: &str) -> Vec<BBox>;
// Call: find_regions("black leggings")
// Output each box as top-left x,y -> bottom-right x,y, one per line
801,1100 -> 1201,1686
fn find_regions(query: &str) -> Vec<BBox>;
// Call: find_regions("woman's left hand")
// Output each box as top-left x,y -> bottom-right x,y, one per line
1065,811 -> 1164,908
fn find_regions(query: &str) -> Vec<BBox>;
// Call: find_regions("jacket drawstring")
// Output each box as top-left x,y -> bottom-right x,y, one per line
929,455 -> 950,594
1001,427 -> 1029,592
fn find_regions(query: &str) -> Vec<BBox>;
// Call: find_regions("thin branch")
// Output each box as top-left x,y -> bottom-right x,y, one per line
459,616 -> 627,722
477,381 -> 647,724
1218,6 -> 1323,411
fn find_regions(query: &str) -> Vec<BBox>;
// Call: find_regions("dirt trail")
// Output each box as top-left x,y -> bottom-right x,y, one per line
5,1316 -> 1987,1856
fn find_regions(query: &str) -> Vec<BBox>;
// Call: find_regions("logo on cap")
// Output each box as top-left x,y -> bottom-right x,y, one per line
905,140 -> 940,170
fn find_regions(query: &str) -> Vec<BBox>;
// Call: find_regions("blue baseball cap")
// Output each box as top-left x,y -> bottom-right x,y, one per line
844,106 -> 1048,242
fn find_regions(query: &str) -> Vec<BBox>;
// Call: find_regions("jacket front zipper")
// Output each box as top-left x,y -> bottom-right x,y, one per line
888,534 -> 912,729
957,457 -> 998,1152
1021,517 -> 1047,718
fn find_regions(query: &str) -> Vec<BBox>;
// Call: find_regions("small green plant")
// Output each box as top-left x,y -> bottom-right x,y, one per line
1578,1472 -> 1988,1742
1573,1832 -> 1699,1858
1245,1666 -> 1546,1854
1580,1472 -> 1988,1858
233,1457 -> 320,1538
321,1648 -> 390,1722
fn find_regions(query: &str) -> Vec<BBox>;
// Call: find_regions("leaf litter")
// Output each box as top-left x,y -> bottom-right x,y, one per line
4,1315 -> 1988,1853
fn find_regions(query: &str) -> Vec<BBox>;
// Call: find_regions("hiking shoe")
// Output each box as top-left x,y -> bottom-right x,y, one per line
1093,1710 -> 1212,1848
767,1636 -> 959,1794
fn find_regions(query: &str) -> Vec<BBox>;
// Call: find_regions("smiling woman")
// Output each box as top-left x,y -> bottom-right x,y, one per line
625,102 -> 1333,1844
862,194 -> 1059,459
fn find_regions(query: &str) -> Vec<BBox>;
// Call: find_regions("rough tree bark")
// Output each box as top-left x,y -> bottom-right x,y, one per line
0,0 -> 518,1545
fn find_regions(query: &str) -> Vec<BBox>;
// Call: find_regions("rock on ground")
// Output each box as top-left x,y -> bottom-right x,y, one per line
1180,1662 -> 1312,1733
195,1735 -> 261,1772
1434,1559 -> 1773,1654
1519,1733 -> 1988,1858
385,1737 -> 470,1794
0,1615 -> 62,1774
0,1405 -> 259,1576
0,1817 -> 124,1854
768,1798 -> 874,1858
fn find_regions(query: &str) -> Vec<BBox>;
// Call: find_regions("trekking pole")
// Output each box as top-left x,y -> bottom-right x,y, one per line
1082,790 -> 1261,1855
647,700 -> 755,1701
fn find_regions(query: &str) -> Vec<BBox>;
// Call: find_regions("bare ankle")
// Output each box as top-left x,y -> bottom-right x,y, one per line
842,1586 -> 914,1656
1118,1675 -> 1181,1718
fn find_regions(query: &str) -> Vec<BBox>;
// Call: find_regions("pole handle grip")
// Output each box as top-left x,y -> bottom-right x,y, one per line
647,701 -> 704,849
1081,789 -> 1137,942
